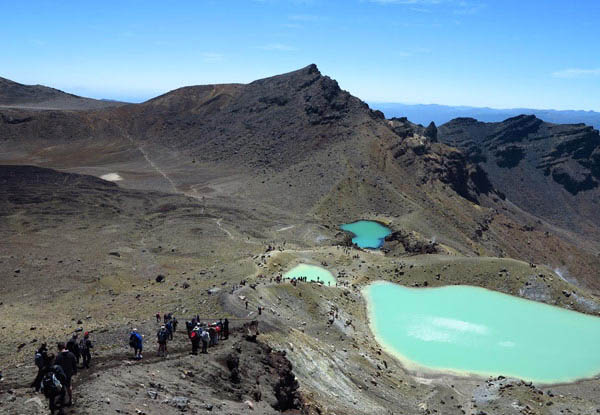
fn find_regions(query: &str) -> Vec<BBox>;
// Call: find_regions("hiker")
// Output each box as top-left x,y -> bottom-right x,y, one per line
31,343 -> 50,392
172,316 -> 178,332
157,325 -> 169,357
223,318 -> 229,340
42,363 -> 66,415
201,328 -> 210,354
258,306 -> 262,315
156,312 -> 161,323
185,320 -> 193,335
66,334 -> 81,365
166,320 -> 174,340
55,342 -> 77,407
217,320 -> 224,340
79,332 -> 93,369
129,329 -> 143,359
245,300 -> 249,310
189,326 -> 200,355
208,326 -> 217,346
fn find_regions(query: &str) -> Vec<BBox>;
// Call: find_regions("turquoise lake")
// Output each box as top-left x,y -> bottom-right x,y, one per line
365,281 -> 600,383
284,264 -> 336,285
341,220 -> 392,249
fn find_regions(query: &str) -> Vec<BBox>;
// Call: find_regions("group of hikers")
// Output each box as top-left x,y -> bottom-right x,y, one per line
129,313 -> 229,359
31,312 -> 233,413
186,316 -> 229,355
31,332 -> 93,414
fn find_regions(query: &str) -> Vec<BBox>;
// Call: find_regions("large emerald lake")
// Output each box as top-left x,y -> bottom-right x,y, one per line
341,220 -> 391,249
365,281 -> 600,383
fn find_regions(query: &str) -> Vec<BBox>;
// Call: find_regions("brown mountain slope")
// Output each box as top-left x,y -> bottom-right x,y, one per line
1,66 -> 599,290
0,76 -> 126,110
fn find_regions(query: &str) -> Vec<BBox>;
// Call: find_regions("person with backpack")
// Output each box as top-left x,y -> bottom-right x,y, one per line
189,326 -> 200,355
223,318 -> 229,340
166,320 -> 174,340
209,325 -> 217,346
217,320 -> 223,340
31,343 -> 50,392
66,334 -> 81,366
129,329 -> 143,360
42,363 -> 66,415
79,332 -> 93,369
201,328 -> 210,354
172,316 -> 178,332
55,342 -> 77,407
156,312 -> 161,323
157,325 -> 169,357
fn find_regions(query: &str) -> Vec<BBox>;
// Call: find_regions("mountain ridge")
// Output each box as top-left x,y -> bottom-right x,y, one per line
372,102 -> 600,129
438,114 -> 600,241
0,75 -> 127,110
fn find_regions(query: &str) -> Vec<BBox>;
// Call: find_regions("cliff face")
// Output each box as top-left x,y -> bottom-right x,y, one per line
438,115 -> 600,238
386,117 -> 495,204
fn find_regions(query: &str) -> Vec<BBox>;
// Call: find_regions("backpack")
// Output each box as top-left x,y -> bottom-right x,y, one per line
129,333 -> 137,347
41,371 -> 62,398
190,331 -> 197,340
79,338 -> 88,352
34,352 -> 44,369
158,330 -> 168,343
67,338 -> 80,355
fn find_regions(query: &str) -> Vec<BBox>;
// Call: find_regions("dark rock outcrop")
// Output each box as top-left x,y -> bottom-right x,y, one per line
438,115 -> 600,235
424,121 -> 438,142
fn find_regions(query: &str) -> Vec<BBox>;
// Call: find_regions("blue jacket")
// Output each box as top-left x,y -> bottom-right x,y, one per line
130,332 -> 143,347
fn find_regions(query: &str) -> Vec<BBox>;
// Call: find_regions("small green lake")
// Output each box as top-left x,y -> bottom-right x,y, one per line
341,220 -> 391,249
284,264 -> 336,285
365,281 -> 600,383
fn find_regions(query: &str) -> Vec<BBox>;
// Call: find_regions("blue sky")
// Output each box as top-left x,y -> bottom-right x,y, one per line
2,0 -> 599,110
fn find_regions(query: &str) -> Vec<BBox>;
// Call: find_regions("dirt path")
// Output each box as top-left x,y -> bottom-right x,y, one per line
215,218 -> 234,239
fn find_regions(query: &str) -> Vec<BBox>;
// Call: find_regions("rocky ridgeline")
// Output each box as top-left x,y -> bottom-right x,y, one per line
387,116 -> 496,204
0,76 -> 123,110
439,115 -> 600,195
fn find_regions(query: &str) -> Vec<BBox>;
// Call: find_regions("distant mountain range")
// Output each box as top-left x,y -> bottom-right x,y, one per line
371,102 -> 600,129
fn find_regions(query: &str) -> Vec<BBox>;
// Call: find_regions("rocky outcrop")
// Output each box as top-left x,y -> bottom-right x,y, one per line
438,114 -> 600,236
385,230 -> 439,254
389,131 -> 496,204
424,121 -> 438,142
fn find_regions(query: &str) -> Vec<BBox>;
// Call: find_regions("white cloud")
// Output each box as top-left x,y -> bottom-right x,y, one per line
201,52 -> 224,63
552,68 -> 600,79
281,23 -> 304,29
289,14 -> 323,21
368,0 -> 485,15
368,0 -> 443,4
256,43 -> 296,51
454,1 -> 485,14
